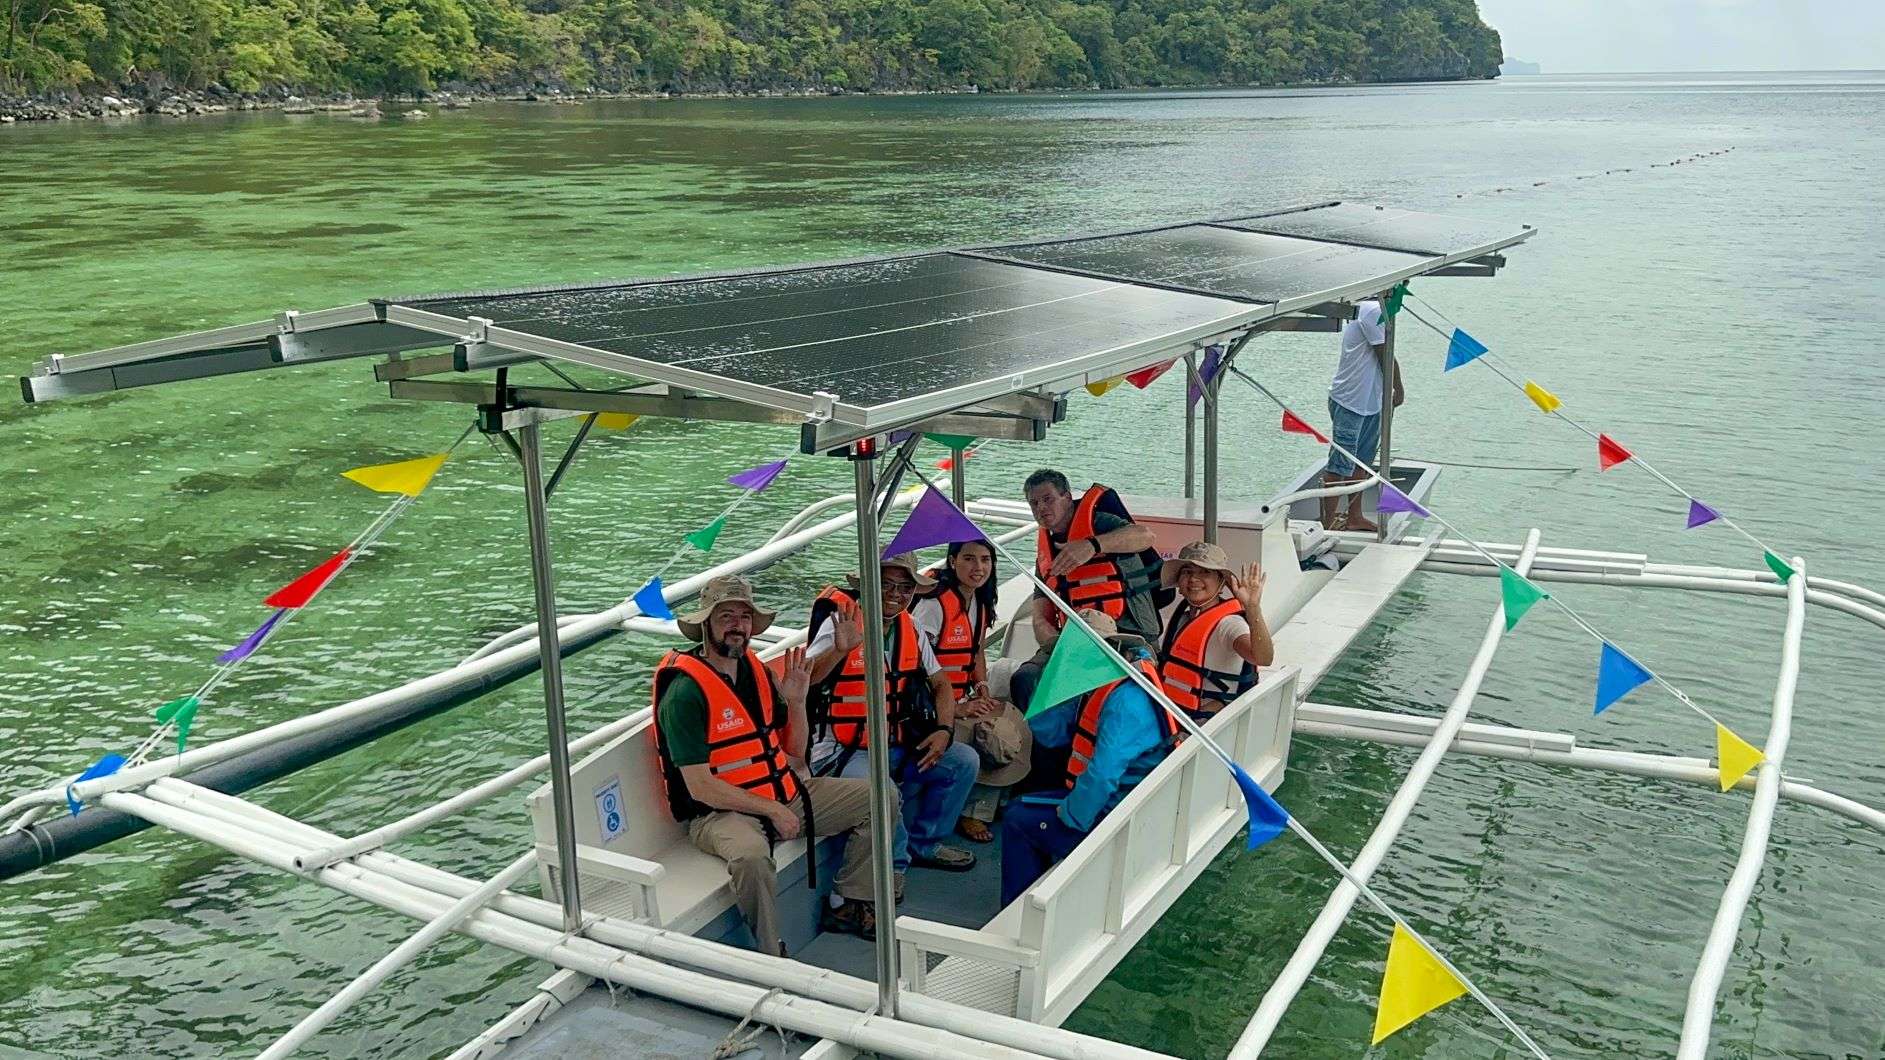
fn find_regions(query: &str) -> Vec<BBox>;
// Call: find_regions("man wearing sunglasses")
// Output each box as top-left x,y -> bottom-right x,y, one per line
807,553 -> 981,892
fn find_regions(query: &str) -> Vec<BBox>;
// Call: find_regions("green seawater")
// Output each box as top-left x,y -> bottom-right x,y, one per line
3,72 -> 1884,1058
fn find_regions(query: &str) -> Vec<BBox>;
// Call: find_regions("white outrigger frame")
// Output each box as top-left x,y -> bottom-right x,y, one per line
6,204 -> 1881,1058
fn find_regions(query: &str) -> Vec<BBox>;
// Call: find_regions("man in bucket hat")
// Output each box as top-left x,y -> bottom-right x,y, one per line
650,575 -> 890,953
999,609 -> 1180,905
1153,541 -> 1272,720
806,553 -> 982,878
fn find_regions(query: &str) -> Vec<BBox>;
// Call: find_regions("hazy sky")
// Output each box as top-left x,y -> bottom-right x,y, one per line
1477,0 -> 1885,72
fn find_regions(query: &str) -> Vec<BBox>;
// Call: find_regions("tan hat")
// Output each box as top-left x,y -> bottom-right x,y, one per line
952,702 -> 1034,787
1160,540 -> 1240,590
1074,608 -> 1153,655
675,575 -> 777,642
844,552 -> 938,592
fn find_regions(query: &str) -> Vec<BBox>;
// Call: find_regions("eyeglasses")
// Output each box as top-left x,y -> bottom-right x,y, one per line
881,580 -> 918,596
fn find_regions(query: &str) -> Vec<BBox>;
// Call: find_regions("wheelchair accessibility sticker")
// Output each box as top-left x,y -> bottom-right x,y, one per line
594,776 -> 625,843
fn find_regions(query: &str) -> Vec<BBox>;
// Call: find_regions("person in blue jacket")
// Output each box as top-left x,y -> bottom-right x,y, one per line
1000,609 -> 1180,906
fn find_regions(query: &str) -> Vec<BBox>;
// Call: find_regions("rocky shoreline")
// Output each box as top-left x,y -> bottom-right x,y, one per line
0,82 -> 988,125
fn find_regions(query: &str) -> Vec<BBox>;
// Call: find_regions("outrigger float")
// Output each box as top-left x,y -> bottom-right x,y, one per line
9,202 -> 1884,1058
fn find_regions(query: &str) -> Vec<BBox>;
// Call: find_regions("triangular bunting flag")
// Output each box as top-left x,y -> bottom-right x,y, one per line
1716,723 -> 1765,791
595,412 -> 638,431
1594,642 -> 1654,714
1444,328 -> 1488,371
632,576 -> 674,620
1522,380 -> 1562,413
219,609 -> 286,664
1187,346 -> 1223,408
1763,550 -> 1797,583
727,459 -> 788,492
1597,433 -> 1633,471
264,549 -> 352,609
1027,618 -> 1127,718
1373,923 -> 1469,1045
1383,280 -> 1408,320
1084,376 -> 1125,398
66,754 -> 128,816
1685,499 -> 1720,530
924,433 -> 976,451
1280,410 -> 1329,444
155,695 -> 201,755
341,453 -> 448,497
1232,763 -> 1289,850
1377,483 -> 1430,518
684,515 -> 728,552
1126,359 -> 1176,390
1499,568 -> 1547,631
881,487 -> 987,559
937,450 -> 976,472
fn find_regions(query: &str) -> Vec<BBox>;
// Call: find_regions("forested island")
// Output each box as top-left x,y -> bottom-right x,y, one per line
3,0 -> 1500,106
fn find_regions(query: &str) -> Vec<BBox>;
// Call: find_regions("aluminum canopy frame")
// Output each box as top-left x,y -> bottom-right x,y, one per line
21,201 -> 1532,454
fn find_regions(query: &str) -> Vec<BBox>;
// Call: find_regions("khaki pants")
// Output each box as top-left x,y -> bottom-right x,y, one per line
686,775 -> 891,955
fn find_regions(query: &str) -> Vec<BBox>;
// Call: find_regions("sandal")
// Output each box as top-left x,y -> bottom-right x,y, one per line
820,899 -> 877,941
912,844 -> 977,872
957,817 -> 993,844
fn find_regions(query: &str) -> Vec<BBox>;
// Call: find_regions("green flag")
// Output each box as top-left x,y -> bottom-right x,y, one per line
924,432 -> 976,451
1027,617 -> 1127,718
155,694 -> 200,755
1384,281 -> 1408,319
1499,568 -> 1547,631
1762,550 -> 1797,583
684,515 -> 727,553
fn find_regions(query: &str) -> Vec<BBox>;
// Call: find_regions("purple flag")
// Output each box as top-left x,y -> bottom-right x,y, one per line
880,487 -> 987,559
727,459 -> 788,493
1377,483 -> 1430,518
1188,345 -> 1223,408
1685,499 -> 1720,530
219,609 -> 286,664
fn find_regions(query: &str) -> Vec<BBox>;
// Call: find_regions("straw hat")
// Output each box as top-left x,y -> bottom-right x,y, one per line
953,703 -> 1034,787
844,552 -> 939,592
676,575 -> 777,642
1160,540 -> 1240,590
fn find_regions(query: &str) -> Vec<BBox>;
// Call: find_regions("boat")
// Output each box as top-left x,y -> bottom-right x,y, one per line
9,201 -> 1879,1059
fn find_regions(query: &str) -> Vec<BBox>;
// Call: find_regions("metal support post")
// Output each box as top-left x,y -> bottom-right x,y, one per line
1203,362 -> 1221,544
516,423 -> 584,933
949,443 -> 968,508
851,445 -> 900,1018
1377,307 -> 1397,543
1182,350 -> 1197,500
543,413 -> 599,500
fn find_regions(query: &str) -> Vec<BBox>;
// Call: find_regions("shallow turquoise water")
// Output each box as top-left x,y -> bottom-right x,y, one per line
2,72 -> 1883,1057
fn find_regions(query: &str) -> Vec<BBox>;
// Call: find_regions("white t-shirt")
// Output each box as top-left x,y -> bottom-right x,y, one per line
806,608 -> 941,768
1329,299 -> 1388,416
1157,596 -> 1252,690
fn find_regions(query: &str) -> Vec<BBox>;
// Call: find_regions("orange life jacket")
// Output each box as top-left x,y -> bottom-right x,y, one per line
920,584 -> 989,701
651,648 -> 802,822
809,586 -> 929,755
1066,658 -> 1178,788
1036,484 -> 1163,629
1157,597 -> 1256,714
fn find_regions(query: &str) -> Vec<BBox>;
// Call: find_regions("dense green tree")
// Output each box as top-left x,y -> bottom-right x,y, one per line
1,0 -> 1503,100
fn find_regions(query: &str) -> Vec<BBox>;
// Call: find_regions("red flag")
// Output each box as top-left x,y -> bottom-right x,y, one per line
264,548 -> 353,608
1281,409 -> 1329,444
1597,433 -> 1633,471
1126,359 -> 1176,390
937,449 -> 977,471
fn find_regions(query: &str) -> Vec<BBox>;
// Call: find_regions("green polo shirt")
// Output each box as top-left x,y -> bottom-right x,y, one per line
656,651 -> 780,767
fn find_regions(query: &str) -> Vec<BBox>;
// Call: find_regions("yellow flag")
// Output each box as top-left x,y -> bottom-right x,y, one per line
1085,376 -> 1125,398
341,453 -> 447,497
1716,723 -> 1765,791
595,412 -> 639,431
1373,923 -> 1468,1044
1522,380 -> 1561,413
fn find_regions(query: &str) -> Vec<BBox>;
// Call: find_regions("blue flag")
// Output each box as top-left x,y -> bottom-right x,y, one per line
66,753 -> 128,816
1232,763 -> 1289,849
1445,328 -> 1488,371
1594,642 -> 1654,715
633,576 -> 675,621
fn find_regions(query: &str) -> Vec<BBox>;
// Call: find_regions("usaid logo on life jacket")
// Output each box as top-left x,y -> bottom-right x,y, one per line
709,704 -> 743,738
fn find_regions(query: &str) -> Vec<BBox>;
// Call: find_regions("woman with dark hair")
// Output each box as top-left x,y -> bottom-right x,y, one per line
912,539 -> 1033,844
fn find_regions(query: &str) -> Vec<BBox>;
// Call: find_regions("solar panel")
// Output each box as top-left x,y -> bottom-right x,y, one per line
395,253 -> 1250,411
1221,203 -> 1526,258
986,224 -> 1429,308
